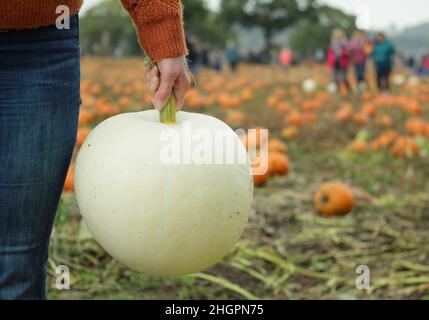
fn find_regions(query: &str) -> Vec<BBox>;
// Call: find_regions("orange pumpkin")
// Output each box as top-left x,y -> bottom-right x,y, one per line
78,109 -> 94,126
226,111 -> 245,126
76,127 -> 91,147
405,118 -> 426,136
268,152 -> 290,176
361,103 -> 377,117
252,161 -> 270,187
281,126 -> 298,140
347,140 -> 368,154
390,136 -> 420,158
335,104 -> 353,122
64,165 -> 74,191
352,111 -> 369,125
370,130 -> 398,151
284,111 -> 305,126
314,182 -> 355,217
241,89 -> 253,101
275,102 -> 290,113
267,139 -> 287,153
376,115 -> 393,127
242,128 -> 268,150
118,96 -> 131,109
266,96 -> 278,108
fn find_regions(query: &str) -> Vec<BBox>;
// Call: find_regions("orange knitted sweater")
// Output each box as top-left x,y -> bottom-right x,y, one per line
0,0 -> 187,62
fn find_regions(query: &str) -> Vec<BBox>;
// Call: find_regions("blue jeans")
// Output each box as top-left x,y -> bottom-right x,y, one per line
354,62 -> 366,83
0,15 -> 80,299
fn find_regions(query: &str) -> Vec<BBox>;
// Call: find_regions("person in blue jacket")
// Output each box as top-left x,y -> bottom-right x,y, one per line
372,32 -> 395,92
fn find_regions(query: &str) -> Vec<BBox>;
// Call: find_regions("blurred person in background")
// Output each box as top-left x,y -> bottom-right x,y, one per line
186,35 -> 203,74
405,53 -> 417,73
372,32 -> 396,93
210,47 -> 224,72
314,48 -> 326,64
349,30 -> 369,91
0,0 -> 191,300
327,28 -> 350,92
418,54 -> 429,76
278,48 -> 293,71
226,41 -> 240,71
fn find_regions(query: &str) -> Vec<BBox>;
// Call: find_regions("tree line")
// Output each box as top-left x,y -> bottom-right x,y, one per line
80,0 -> 356,57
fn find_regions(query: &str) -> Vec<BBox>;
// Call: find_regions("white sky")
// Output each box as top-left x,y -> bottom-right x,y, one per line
82,0 -> 429,30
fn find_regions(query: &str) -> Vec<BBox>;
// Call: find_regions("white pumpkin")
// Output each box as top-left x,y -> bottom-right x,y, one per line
302,78 -> 317,93
74,110 -> 253,276
326,82 -> 337,93
393,74 -> 406,86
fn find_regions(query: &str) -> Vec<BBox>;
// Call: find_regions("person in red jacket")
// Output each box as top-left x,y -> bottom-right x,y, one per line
349,30 -> 370,90
327,28 -> 350,92
419,54 -> 429,76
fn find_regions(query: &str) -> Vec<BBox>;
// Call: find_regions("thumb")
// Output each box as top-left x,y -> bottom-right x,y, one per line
153,73 -> 175,111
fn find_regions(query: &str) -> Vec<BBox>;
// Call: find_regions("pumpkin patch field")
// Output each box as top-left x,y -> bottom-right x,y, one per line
49,57 -> 429,299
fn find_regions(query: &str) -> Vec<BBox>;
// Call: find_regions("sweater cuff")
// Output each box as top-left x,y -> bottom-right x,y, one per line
122,0 -> 188,63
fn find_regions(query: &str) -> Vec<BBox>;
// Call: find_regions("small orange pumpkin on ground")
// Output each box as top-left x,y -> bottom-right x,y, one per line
314,182 -> 355,217
78,109 -> 94,126
241,89 -> 253,101
370,130 -> 398,151
284,111 -> 305,126
335,104 -> 353,122
376,115 -> 393,127
252,161 -> 270,187
76,127 -> 91,147
64,165 -> 74,191
267,139 -> 287,153
281,126 -> 298,140
242,128 -> 269,150
347,140 -> 368,154
390,136 -> 420,158
268,152 -> 290,176
405,118 -> 427,136
226,111 -> 245,126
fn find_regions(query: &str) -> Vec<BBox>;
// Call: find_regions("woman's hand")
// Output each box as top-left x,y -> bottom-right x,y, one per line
145,56 -> 192,111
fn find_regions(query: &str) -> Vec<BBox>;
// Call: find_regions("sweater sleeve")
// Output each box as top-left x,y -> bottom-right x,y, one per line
121,0 -> 188,62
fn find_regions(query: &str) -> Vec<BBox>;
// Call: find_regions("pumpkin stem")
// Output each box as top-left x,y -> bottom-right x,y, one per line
160,93 -> 177,125
144,57 -> 177,125
321,194 -> 330,203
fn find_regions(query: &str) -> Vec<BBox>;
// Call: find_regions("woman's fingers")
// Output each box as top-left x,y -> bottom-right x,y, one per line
153,71 -> 176,110
174,72 -> 191,110
145,65 -> 158,81
148,75 -> 160,94
149,56 -> 191,111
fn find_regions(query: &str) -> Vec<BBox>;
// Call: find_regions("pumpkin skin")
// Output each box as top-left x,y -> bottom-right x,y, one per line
347,140 -> 368,154
268,152 -> 290,176
390,136 -> 420,158
252,161 -> 270,186
74,110 -> 253,276
314,182 -> 355,217
76,127 -> 91,147
267,139 -> 287,153
64,165 -> 74,191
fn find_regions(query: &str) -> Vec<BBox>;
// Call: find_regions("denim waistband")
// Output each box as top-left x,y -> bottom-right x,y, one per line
0,14 -> 79,42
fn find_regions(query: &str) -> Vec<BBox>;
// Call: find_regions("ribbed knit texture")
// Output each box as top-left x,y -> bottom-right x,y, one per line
121,0 -> 188,62
0,0 -> 187,62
